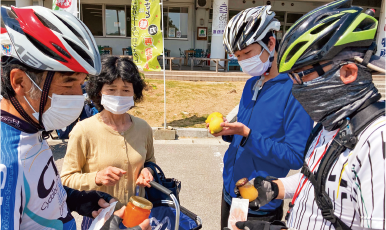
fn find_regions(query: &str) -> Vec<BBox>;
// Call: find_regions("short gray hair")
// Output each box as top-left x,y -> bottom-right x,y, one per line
1,59 -> 45,100
25,71 -> 44,100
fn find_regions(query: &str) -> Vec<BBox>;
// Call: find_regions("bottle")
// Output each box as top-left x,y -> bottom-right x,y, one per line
236,178 -> 258,202
364,9 -> 375,16
122,196 -> 153,228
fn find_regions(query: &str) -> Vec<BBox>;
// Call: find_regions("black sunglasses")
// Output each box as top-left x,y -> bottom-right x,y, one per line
289,61 -> 333,85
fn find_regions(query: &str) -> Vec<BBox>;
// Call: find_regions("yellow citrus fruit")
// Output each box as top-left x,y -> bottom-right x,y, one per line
209,116 -> 223,134
206,112 -> 223,124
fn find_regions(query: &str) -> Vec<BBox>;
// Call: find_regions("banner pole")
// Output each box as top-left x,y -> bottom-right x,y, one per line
78,0 -> 80,19
160,0 -> 166,129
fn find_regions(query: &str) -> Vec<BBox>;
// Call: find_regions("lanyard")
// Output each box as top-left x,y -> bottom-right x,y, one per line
290,129 -> 339,206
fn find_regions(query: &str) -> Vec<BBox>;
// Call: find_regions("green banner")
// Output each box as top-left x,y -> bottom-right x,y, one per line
131,0 -> 163,71
52,0 -> 78,17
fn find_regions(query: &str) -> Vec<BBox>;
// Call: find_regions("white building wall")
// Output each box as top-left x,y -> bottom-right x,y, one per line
41,0 -> 381,57
195,8 -> 210,51
51,0 -> 197,56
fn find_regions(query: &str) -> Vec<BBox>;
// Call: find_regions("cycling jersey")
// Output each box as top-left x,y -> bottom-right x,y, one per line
0,110 -> 76,230
281,116 -> 385,230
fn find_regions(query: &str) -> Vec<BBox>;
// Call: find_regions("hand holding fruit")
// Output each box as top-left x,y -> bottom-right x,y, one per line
206,112 -> 224,134
206,113 -> 250,137
234,176 -> 279,211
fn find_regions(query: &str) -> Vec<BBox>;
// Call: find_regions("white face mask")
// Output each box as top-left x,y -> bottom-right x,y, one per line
23,72 -> 85,131
239,49 -> 271,77
101,94 -> 134,114
25,93 -> 85,131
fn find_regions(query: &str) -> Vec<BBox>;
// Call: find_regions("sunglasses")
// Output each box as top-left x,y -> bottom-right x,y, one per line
289,61 -> 333,85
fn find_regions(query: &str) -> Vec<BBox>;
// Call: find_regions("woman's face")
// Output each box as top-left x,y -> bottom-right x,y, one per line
100,78 -> 134,97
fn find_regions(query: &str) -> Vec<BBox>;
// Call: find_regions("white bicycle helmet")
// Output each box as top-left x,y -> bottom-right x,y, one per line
223,5 -> 280,54
1,5 -> 101,75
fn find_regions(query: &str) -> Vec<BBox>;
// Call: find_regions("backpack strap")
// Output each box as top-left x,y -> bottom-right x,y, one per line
303,123 -> 323,161
301,99 -> 385,230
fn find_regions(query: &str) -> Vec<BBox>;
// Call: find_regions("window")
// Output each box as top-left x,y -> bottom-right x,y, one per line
353,0 -> 381,7
275,11 -> 285,23
1,0 -> 40,6
82,4 -> 103,36
1,1 -> 15,6
229,10 -> 240,20
286,13 -> 303,24
126,6 -> 131,37
81,5 -> 187,38
164,7 -> 188,39
105,5 -> 125,36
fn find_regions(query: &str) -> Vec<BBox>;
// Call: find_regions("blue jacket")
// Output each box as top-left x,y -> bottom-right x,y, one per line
222,73 -> 313,213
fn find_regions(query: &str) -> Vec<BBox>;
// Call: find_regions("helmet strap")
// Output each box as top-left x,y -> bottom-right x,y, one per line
7,71 -> 55,138
8,94 -> 41,131
38,71 -> 55,139
257,34 -> 276,76
312,63 -> 326,76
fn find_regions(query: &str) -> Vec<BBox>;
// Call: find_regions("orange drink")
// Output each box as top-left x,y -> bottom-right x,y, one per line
236,178 -> 258,202
122,196 -> 153,228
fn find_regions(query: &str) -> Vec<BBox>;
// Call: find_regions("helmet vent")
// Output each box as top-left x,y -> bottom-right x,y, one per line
304,29 -> 335,57
34,13 -> 62,34
233,21 -> 248,49
24,33 -> 67,63
52,43 -> 71,59
354,17 -> 376,32
1,19 -> 6,29
63,37 -> 94,67
53,14 -> 89,49
7,8 -> 17,19
311,18 -> 339,35
250,17 -> 262,38
286,41 -> 307,63
315,13 -> 333,23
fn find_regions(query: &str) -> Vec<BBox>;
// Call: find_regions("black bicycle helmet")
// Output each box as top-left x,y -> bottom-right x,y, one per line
277,0 -> 378,73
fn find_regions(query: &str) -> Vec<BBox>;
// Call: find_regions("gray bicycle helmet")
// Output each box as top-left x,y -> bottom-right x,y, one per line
223,5 -> 280,54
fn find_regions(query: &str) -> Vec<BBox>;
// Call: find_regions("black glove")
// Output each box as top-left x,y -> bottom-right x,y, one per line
101,215 -> 142,230
234,176 -> 279,211
65,187 -> 114,218
230,220 -> 287,230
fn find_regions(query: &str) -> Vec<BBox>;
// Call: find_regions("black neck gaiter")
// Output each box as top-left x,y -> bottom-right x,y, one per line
291,65 -> 378,131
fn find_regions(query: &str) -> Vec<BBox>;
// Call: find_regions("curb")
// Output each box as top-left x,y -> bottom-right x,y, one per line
152,127 -> 215,138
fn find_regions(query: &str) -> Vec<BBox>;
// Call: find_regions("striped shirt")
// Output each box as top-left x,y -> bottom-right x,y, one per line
0,110 -> 76,230
281,116 -> 385,230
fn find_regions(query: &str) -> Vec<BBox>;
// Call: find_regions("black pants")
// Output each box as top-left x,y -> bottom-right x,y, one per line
220,191 -> 284,229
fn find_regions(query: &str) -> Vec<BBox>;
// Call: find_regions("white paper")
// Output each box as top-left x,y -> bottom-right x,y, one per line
88,201 -> 118,230
228,198 -> 248,230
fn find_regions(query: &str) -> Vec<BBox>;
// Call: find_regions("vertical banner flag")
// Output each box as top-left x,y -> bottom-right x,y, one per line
131,0 -> 163,71
52,0 -> 78,17
212,1 -> 228,37
376,0 -> 385,57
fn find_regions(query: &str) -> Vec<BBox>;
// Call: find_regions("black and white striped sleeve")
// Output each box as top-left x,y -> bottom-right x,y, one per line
351,118 -> 385,229
279,172 -> 302,199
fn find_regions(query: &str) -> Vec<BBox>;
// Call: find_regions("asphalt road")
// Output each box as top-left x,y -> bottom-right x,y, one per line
50,138 -> 297,230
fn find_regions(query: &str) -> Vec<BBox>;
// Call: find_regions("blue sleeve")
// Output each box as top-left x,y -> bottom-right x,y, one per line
222,135 -> 234,143
1,133 -> 23,230
241,94 -> 313,170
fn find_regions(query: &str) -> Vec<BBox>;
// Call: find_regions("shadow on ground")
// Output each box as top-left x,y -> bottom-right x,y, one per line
50,140 -> 68,160
164,115 -> 206,127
